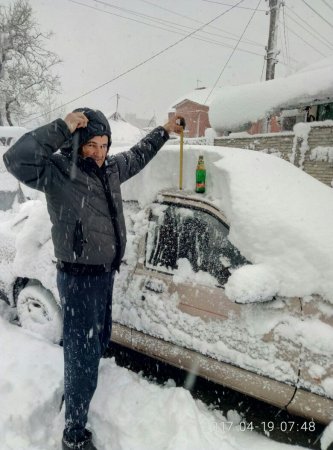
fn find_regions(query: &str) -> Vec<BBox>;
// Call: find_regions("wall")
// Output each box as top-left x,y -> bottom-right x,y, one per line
214,123 -> 333,187
169,101 -> 210,138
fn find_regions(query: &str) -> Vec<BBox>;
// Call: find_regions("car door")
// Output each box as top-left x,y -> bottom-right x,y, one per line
125,194 -> 302,390
286,294 -> 333,420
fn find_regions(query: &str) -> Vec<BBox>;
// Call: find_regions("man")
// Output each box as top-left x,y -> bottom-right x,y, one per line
3,108 -> 184,450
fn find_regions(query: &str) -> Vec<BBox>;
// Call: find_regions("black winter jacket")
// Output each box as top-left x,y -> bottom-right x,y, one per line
3,119 -> 169,271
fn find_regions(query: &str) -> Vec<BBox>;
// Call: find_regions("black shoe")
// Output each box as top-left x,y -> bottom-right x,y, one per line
62,429 -> 97,450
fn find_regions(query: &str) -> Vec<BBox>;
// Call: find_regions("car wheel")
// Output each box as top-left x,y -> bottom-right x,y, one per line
16,284 -> 62,344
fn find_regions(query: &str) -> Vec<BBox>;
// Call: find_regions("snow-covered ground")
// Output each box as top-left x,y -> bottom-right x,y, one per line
0,311 -> 318,450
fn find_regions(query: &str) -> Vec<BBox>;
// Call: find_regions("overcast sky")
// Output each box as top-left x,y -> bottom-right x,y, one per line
3,0 -> 333,125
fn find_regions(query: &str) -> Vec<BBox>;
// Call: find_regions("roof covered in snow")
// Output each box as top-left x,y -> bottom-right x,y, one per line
107,117 -> 145,147
209,56 -> 333,133
169,87 -> 217,111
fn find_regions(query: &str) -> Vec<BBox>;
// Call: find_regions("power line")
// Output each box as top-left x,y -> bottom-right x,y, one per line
286,10 -> 333,51
260,56 -> 266,81
265,12 -> 299,68
278,24 -> 286,63
89,0 -> 265,50
68,0 -> 265,57
131,0 -> 264,47
281,3 -> 290,68
22,0 -> 247,124
300,0 -> 333,30
135,0 -> 265,46
286,4 -> 333,48
201,0 -> 266,11
283,21 -> 327,57
204,0 -> 262,104
80,0 -> 289,63
320,0 -> 333,13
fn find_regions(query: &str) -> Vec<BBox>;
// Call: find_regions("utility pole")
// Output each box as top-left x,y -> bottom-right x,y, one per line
108,93 -> 132,122
115,93 -> 120,116
113,93 -> 120,120
265,0 -> 282,80
109,93 -> 122,121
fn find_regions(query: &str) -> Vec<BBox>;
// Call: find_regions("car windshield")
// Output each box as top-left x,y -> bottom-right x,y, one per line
146,203 -> 248,286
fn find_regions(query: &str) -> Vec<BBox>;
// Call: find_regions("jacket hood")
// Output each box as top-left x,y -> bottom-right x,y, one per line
74,108 -> 112,147
61,108 -> 112,154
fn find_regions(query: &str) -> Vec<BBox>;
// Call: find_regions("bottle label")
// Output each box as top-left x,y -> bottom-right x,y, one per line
196,183 -> 205,188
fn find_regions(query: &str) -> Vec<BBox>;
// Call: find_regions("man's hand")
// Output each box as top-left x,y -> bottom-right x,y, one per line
163,115 -> 185,135
64,112 -> 89,134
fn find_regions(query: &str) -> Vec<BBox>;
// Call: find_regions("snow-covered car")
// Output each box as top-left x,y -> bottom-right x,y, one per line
0,140 -> 39,212
0,145 -> 26,211
0,143 -> 332,427
0,126 -> 27,147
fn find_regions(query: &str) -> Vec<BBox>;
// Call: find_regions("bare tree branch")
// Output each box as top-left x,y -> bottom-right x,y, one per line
0,0 -> 61,125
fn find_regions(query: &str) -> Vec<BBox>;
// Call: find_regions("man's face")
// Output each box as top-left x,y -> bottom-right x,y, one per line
81,135 -> 108,167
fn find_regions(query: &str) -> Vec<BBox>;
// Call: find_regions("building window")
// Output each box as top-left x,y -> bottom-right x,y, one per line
317,103 -> 333,121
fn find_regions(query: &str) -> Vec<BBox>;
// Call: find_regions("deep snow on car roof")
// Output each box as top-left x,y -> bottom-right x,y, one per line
120,143 -> 333,304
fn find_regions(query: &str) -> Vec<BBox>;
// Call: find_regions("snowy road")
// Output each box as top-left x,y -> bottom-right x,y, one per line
0,306 -> 311,450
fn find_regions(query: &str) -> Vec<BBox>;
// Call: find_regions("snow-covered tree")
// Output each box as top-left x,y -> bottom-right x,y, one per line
0,0 -> 61,125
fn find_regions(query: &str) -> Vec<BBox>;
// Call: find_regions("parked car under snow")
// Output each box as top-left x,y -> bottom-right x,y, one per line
0,142 -> 332,425
0,189 -> 332,425
0,146 -> 26,211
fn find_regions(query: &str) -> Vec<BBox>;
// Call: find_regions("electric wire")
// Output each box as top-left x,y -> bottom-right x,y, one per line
84,0 -> 265,50
68,0 -> 265,57
135,0 -> 264,46
204,0 -> 262,105
279,18 -> 287,70
282,21 -> 327,56
286,4 -> 333,47
134,0 -> 265,47
281,3 -> 291,68
22,0 -> 247,124
201,0 -> 266,11
320,0 -> 333,13
300,0 -> 333,30
260,56 -> 266,81
286,10 -> 333,51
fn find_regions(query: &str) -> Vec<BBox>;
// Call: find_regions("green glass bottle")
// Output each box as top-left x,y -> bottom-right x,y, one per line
195,155 -> 206,193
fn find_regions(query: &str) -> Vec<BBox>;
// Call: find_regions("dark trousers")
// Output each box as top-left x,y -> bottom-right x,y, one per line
57,269 -> 115,444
